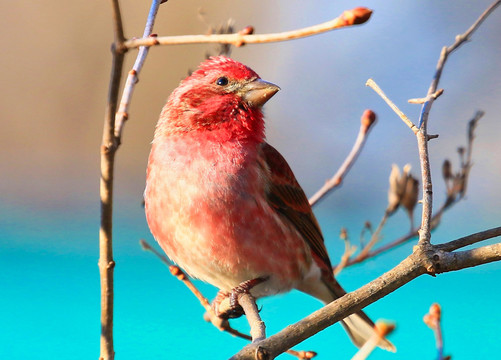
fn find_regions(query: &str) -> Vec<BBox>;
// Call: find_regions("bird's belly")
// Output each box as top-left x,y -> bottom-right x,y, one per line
145,154 -> 312,297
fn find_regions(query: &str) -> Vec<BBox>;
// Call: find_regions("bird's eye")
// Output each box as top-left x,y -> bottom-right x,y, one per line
216,77 -> 229,86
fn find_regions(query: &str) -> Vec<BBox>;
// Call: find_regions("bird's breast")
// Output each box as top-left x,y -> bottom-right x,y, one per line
144,136 -> 311,294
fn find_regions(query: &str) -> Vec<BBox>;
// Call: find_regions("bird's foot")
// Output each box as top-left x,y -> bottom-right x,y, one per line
213,277 -> 267,319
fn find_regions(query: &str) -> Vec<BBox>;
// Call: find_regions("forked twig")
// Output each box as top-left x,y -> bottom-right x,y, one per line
338,110 -> 484,267
139,239 -> 317,359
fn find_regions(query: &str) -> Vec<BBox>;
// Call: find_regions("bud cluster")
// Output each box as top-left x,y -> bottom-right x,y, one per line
387,164 -> 419,229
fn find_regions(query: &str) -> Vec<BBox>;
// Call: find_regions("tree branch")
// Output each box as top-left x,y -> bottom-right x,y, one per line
230,247 -> 427,360
124,7 -> 373,49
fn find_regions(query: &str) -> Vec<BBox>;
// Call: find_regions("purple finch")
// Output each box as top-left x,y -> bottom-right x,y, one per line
145,56 -> 394,351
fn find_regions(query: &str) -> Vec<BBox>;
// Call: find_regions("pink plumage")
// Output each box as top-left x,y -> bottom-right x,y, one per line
145,56 -> 394,351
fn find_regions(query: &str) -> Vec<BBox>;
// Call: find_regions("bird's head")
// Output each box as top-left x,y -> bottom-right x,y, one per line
156,56 -> 280,143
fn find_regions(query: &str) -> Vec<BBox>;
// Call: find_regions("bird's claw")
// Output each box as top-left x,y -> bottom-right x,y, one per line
212,277 -> 268,319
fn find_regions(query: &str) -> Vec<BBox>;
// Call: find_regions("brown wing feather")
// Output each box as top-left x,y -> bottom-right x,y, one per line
259,142 -> 333,270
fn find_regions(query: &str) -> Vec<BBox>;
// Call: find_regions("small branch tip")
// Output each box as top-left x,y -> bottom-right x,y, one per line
361,109 -> 377,132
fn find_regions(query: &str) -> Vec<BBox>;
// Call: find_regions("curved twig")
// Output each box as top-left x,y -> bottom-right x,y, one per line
309,110 -> 376,206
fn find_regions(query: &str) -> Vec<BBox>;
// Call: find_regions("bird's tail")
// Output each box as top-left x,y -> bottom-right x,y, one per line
299,276 -> 396,352
326,278 -> 396,352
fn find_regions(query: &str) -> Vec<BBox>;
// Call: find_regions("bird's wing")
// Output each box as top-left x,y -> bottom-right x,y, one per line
258,142 -> 332,270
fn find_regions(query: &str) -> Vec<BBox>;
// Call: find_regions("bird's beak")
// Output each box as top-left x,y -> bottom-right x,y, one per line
240,78 -> 280,108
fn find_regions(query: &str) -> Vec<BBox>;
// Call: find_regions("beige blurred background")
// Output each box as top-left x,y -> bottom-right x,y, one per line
1,0 -> 500,217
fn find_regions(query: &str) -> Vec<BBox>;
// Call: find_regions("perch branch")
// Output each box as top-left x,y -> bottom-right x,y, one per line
230,233 -> 501,359
124,7 -> 373,49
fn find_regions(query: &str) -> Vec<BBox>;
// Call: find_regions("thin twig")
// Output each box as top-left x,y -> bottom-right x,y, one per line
139,240 -> 217,319
124,7 -> 373,49
353,211 -> 389,263
436,226 -> 501,252
427,0 -> 501,96
424,304 -> 445,360
99,1 -> 126,359
114,0 -> 164,145
339,182 -> 486,268
408,89 -> 444,104
365,79 -> 419,134
333,229 -> 357,276
309,110 -> 376,206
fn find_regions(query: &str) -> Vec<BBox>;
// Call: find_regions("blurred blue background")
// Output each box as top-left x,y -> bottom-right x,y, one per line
1,1 -> 500,359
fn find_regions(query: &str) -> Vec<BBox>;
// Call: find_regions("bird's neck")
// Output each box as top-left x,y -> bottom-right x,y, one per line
155,102 -> 266,144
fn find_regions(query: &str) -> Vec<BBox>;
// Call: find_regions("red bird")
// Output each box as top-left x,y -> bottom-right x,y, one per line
145,56 -> 394,351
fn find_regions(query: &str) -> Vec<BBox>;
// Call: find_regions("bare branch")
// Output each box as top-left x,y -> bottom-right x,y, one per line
309,110 -> 376,206
124,7 -> 373,49
408,88 -> 444,104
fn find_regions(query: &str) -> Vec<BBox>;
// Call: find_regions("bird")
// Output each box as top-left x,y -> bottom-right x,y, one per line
144,55 -> 394,351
